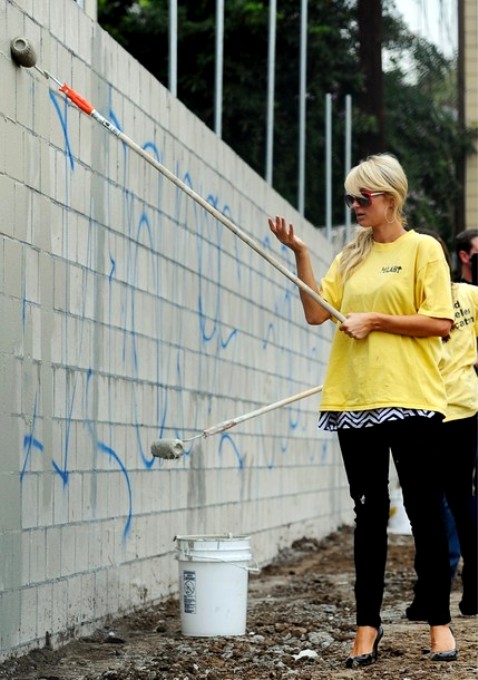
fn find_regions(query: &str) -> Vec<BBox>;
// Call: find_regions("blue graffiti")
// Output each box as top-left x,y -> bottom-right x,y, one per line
85,368 -> 133,537
218,433 -> 245,469
19,84 -> 326,552
49,90 -> 75,171
20,395 -> 43,481
97,442 -> 133,540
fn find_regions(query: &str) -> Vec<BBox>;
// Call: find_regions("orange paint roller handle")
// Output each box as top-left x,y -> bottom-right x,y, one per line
59,83 -> 95,115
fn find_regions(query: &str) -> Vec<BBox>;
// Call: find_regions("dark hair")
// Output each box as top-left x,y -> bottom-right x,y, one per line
455,229 -> 478,257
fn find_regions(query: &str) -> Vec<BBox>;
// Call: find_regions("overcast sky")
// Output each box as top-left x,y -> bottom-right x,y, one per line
393,0 -> 458,56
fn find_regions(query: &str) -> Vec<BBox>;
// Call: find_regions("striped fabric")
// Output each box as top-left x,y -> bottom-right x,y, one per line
318,408 -> 437,431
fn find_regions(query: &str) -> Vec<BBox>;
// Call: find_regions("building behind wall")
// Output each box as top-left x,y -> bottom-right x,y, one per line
462,0 -> 478,227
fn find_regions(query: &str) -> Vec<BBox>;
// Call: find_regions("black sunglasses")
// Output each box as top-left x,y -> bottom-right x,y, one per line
344,190 -> 385,208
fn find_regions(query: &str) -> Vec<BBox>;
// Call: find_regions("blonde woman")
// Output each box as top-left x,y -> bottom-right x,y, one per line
269,154 -> 456,667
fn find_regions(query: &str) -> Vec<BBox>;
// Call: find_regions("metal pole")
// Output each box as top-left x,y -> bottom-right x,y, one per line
344,94 -> 352,242
215,0 -> 224,138
265,0 -> 277,185
325,93 -> 332,240
298,0 -> 308,214
169,0 -> 177,97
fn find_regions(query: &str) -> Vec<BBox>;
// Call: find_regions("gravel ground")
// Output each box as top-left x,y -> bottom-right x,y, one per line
1,525 -> 477,680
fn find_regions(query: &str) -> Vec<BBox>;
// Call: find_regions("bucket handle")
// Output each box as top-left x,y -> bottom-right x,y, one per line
179,552 -> 260,574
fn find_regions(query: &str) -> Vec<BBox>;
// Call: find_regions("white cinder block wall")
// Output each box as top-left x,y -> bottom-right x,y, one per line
0,0 -> 352,659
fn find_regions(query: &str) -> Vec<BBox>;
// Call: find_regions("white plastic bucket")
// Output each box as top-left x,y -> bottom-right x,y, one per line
175,534 -> 253,636
388,486 -> 412,535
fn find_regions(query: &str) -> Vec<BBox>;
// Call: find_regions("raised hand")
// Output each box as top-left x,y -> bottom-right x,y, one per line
268,216 -> 306,254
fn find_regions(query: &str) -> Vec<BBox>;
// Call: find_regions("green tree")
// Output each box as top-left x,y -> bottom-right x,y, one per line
97,0 -> 473,241
383,28 -> 473,241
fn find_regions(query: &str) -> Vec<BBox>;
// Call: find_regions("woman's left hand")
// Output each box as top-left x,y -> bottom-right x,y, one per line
339,313 -> 374,340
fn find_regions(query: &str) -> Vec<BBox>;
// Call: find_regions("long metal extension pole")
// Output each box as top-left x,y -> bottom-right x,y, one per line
25,66 -> 345,324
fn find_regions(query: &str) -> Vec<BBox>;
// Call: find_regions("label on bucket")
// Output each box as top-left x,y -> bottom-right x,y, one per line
182,570 -> 197,614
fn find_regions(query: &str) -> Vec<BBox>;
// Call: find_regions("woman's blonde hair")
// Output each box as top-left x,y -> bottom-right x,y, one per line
339,153 -> 408,281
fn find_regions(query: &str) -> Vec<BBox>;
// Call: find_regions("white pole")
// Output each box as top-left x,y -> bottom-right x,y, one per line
325,93 -> 332,240
344,94 -> 352,242
298,0 -> 308,214
266,0 -> 277,184
169,0 -> 177,97
215,0 -> 224,138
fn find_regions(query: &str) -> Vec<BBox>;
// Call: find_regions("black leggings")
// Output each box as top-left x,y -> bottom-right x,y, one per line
338,415 -> 451,628
413,414 -> 478,608
442,415 -> 478,607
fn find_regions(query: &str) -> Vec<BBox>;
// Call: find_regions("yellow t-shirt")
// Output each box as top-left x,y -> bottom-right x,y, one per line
319,230 -> 454,415
441,282 -> 478,421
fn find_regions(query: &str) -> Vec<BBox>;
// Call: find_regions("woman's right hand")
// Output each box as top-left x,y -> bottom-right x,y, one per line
268,216 -> 307,254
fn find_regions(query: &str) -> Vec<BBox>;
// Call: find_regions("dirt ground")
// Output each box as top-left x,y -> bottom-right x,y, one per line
1,525 -> 477,680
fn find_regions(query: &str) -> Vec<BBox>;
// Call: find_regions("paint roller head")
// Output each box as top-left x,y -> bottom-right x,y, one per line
150,438 -> 185,460
10,36 -> 38,68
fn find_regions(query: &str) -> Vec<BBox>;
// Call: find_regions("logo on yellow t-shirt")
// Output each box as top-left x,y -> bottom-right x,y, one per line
380,266 -> 402,273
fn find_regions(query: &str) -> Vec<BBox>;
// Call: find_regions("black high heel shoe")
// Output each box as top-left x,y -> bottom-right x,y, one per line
430,649 -> 458,662
345,626 -> 384,668
430,625 -> 457,662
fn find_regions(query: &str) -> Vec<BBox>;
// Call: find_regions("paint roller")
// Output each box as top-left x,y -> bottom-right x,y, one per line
9,36 -> 345,326
151,384 -> 323,459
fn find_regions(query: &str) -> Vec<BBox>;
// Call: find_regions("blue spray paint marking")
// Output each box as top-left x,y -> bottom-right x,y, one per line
109,108 -> 123,134
22,298 -> 27,327
131,211 -> 158,469
195,199 -> 234,346
220,327 -> 238,349
142,142 -> 161,161
206,196 -> 243,283
51,376 -> 77,486
21,434 -> 44,480
84,368 -> 133,537
20,396 -> 43,481
218,433 -> 245,469
97,442 -> 133,540
120,192 -> 137,366
40,87 -> 318,523
109,255 -> 116,280
130,211 -> 155,372
49,90 -> 75,171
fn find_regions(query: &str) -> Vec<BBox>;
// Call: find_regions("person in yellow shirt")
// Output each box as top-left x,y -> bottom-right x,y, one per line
269,153 -> 456,667
455,228 -> 478,284
406,230 -> 478,620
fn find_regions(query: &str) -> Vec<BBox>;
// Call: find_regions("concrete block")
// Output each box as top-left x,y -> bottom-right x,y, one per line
67,473 -> 82,523
4,240 -> 24,299
6,3 -> 24,45
20,585 -> 38,645
0,589 -> 21,652
50,0 -> 66,47
46,526 -> 62,580
15,66 -> 35,131
93,567 -> 108,619
5,118 -> 24,183
1,56 -> 17,121
51,578 -> 68,635
75,523 -> 90,574
60,523 -> 76,577
37,582 -> 54,643
0,175 -> 15,239
29,528 -> 47,584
